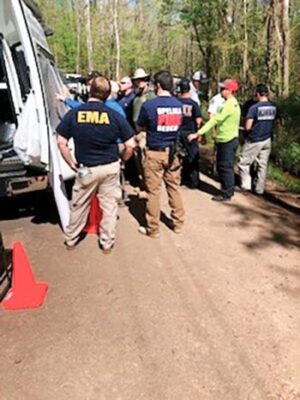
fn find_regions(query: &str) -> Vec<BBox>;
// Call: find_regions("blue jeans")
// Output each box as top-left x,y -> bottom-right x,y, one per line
216,138 -> 239,198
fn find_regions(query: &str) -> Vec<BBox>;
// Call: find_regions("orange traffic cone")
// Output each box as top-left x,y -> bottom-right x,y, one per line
84,194 -> 102,235
2,242 -> 48,311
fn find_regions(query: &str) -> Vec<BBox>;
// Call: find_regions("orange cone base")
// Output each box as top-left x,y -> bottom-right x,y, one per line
84,194 -> 102,235
2,242 -> 48,311
2,283 -> 48,311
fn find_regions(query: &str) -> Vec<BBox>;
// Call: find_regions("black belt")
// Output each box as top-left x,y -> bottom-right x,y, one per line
147,146 -> 169,152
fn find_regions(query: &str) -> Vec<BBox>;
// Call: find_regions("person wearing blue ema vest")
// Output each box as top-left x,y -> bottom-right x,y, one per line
56,77 -> 135,254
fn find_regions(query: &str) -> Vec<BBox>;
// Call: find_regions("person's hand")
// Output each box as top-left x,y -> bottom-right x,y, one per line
187,133 -> 198,142
70,163 -> 78,172
211,130 -> 217,141
55,86 -> 70,102
200,135 -> 207,145
62,85 -> 71,97
56,92 -> 67,102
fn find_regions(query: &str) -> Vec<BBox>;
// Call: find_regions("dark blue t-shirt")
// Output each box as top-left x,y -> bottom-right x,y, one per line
137,96 -> 183,149
56,101 -> 134,166
118,91 -> 135,112
118,91 -> 135,127
246,101 -> 277,142
178,97 -> 201,135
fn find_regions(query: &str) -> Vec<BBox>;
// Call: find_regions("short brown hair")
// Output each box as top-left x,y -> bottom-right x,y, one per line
256,84 -> 269,96
89,77 -> 111,101
154,70 -> 173,92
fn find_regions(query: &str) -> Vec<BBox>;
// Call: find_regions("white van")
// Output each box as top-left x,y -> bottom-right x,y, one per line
0,0 -> 72,229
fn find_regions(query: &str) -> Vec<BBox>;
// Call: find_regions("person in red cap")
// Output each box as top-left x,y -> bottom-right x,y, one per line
188,79 -> 241,201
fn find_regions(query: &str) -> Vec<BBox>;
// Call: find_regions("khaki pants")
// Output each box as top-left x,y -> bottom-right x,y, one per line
65,161 -> 121,249
143,150 -> 184,234
239,138 -> 271,194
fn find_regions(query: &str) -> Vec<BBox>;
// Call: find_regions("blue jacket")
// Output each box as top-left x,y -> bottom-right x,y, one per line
64,97 -> 126,118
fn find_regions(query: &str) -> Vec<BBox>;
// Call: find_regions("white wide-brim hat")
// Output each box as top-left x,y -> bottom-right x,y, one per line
132,68 -> 150,80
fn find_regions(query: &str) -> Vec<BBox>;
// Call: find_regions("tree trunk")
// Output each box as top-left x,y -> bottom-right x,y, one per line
112,0 -> 120,80
266,0 -> 275,91
84,0 -> 93,72
274,0 -> 284,94
74,0 -> 81,73
281,0 -> 290,97
190,34 -> 194,76
242,0 -> 249,87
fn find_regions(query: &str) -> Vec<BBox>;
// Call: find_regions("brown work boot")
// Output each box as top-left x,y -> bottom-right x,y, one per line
64,241 -> 76,251
99,243 -> 114,254
138,226 -> 160,239
173,225 -> 183,234
102,247 -> 113,255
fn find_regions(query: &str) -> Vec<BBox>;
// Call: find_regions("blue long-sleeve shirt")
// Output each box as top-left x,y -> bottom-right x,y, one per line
105,99 -> 126,118
65,97 -> 82,109
64,97 -> 125,118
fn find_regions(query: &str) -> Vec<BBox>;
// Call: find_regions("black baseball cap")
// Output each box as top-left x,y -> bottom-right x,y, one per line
179,78 -> 190,93
86,70 -> 102,81
256,84 -> 269,95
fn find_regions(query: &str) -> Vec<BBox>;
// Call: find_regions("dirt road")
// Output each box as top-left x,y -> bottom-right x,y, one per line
0,174 -> 299,400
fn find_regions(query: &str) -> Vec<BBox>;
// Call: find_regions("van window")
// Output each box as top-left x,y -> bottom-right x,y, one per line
0,43 -> 16,146
11,43 -> 31,100
0,55 -> 14,124
37,53 -> 67,131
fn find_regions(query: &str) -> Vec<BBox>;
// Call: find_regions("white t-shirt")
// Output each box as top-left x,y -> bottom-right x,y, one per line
208,93 -> 225,115
189,82 -> 200,106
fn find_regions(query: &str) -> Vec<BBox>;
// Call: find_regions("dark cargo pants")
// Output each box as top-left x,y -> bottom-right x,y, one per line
216,137 -> 239,199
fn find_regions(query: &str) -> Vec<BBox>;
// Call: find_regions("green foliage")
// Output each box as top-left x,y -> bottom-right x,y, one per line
272,140 -> 300,177
271,96 -> 300,177
276,97 -> 300,130
35,0 -> 300,95
37,0 -> 77,71
267,164 -> 300,193
281,143 -> 300,176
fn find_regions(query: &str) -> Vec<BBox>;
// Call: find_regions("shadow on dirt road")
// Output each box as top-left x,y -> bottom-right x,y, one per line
0,191 -> 60,226
226,200 -> 300,250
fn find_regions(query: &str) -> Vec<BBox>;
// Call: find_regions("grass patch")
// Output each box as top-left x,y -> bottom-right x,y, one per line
267,164 -> 300,193
200,133 -> 300,194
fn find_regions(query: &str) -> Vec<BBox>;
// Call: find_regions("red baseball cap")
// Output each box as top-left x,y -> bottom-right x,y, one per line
218,79 -> 239,92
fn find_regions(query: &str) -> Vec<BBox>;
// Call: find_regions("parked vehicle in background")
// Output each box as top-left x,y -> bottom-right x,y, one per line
64,73 -> 88,101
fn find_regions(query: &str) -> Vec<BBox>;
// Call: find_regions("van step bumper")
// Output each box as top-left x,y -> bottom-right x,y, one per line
0,175 -> 48,197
